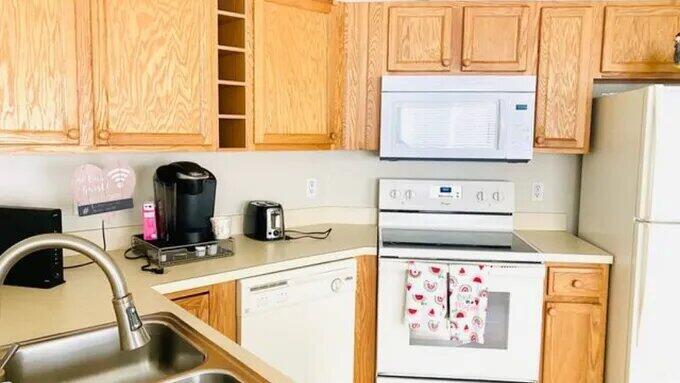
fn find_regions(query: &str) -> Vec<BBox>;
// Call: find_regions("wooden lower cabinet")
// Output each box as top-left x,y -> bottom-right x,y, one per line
172,292 -> 211,324
355,255 -> 378,383
542,302 -> 605,383
166,281 -> 237,341
542,264 -> 609,383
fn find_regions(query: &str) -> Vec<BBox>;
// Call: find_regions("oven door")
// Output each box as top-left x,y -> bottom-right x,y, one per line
379,92 -> 534,161
377,258 -> 545,382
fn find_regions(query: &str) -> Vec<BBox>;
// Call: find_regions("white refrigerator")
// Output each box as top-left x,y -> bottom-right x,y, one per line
579,85 -> 680,383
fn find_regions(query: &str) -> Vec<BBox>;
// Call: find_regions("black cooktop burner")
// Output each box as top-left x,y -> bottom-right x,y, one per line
380,228 -> 537,253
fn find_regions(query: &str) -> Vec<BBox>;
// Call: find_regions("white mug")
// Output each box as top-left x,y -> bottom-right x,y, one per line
210,216 -> 232,240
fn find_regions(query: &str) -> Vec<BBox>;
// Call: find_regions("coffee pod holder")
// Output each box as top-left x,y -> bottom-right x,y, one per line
129,235 -> 235,269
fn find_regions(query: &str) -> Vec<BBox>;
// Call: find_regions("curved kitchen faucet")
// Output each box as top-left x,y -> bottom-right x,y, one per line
0,234 -> 151,351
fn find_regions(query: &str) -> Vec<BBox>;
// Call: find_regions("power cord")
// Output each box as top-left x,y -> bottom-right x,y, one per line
284,228 -> 332,240
124,244 -> 164,274
64,220 -> 107,269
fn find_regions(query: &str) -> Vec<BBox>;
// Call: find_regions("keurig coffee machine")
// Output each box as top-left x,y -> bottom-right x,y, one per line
154,162 -> 216,245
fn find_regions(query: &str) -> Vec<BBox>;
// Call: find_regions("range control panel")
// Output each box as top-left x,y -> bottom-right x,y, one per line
379,179 -> 514,214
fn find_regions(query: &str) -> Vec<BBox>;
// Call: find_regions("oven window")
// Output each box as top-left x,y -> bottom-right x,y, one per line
410,292 -> 510,350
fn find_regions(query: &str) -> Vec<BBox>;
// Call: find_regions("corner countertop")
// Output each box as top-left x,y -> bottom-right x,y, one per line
517,230 -> 613,264
0,224 -> 377,383
0,224 -> 610,382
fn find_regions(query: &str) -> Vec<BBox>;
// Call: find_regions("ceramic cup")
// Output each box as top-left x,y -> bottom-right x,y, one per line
210,216 -> 232,240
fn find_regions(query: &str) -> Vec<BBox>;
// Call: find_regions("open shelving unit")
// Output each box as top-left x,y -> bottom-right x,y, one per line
216,0 -> 249,150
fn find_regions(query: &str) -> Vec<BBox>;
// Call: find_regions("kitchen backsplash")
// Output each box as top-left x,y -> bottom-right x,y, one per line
0,151 -> 581,233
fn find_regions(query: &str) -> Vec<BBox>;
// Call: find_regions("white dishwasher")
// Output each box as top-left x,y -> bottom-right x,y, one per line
238,258 -> 357,383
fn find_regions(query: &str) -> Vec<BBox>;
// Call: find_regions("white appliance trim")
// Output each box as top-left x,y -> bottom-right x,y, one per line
377,258 -> 545,382
238,259 -> 357,383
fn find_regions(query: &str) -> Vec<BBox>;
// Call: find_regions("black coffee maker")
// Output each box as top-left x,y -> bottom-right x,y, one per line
154,162 -> 216,245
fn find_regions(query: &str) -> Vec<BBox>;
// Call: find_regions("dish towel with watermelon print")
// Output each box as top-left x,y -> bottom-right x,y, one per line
448,264 -> 490,346
404,261 -> 449,340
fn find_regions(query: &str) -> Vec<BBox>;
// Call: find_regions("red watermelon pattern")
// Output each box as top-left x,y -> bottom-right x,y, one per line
404,261 -> 449,340
447,264 -> 490,346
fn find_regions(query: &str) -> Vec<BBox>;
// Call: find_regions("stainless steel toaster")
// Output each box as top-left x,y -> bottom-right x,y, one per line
243,201 -> 284,241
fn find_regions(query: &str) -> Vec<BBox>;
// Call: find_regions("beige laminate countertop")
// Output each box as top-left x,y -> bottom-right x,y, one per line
517,230 -> 613,264
0,224 -> 610,382
0,224 -> 377,383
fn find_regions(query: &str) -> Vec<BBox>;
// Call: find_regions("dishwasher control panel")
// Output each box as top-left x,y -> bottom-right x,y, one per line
238,259 -> 357,315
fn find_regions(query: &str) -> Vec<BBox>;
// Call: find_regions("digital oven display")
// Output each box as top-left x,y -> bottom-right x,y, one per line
440,187 -> 452,193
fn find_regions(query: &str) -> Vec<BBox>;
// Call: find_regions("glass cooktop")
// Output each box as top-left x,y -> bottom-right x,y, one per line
380,228 -> 537,253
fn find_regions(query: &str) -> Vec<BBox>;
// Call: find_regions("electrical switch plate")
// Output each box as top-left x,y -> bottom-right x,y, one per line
306,178 -> 318,199
532,182 -> 544,202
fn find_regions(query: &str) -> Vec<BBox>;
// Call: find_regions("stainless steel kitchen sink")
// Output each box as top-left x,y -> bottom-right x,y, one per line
0,313 -> 251,383
170,371 -> 242,383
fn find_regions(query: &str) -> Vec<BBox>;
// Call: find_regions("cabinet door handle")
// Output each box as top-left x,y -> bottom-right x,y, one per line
329,132 -> 338,141
547,308 -> 557,316
98,130 -> 111,141
66,129 -> 80,140
572,279 -> 584,288
442,58 -> 451,67
462,58 -> 472,67
535,136 -> 545,145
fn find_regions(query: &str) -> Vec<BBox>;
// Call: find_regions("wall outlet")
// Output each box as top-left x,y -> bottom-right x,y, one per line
531,182 -> 545,202
306,178 -> 318,199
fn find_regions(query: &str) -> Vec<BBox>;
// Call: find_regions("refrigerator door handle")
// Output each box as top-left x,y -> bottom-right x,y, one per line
634,223 -> 650,346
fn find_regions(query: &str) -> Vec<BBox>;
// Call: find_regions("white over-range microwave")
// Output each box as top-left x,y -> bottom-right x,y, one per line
380,75 -> 536,162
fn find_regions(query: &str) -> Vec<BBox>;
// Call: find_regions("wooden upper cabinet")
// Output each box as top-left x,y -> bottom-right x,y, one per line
387,6 -> 460,72
534,7 -> 595,153
91,0 -> 216,147
0,1 -> 83,146
542,302 -> 605,383
601,6 -> 680,74
253,0 -> 343,149
461,6 -> 531,72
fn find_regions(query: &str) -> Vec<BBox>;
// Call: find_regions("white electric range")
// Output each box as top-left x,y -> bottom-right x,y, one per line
377,179 -> 545,383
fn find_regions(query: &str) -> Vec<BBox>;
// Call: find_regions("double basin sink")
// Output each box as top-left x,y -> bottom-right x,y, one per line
1,313 -> 249,383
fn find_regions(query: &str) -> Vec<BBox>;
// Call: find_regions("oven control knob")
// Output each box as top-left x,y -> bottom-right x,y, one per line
389,189 -> 400,199
476,191 -> 485,202
404,189 -> 415,200
493,191 -> 503,202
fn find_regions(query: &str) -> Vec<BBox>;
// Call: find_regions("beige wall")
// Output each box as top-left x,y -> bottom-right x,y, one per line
0,151 -> 581,233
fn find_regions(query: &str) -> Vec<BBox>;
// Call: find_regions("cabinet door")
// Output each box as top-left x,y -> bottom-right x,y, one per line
173,293 -> 211,324
253,0 -> 343,149
461,6 -> 530,72
91,0 -> 215,147
535,7 -> 594,153
0,1 -> 82,146
602,6 -> 680,74
542,303 -> 605,383
387,6 -> 457,72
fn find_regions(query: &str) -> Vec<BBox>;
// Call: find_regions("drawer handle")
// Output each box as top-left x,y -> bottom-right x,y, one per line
462,58 -> 471,67
572,279 -> 584,288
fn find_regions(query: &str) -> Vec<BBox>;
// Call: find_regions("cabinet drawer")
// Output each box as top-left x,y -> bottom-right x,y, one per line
548,267 -> 603,298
